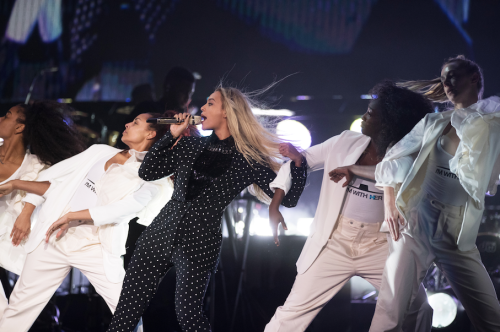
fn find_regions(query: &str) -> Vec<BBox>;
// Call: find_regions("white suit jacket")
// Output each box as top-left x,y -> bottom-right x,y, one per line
375,96 -> 500,251
0,151 -> 46,274
23,144 -> 163,282
271,131 -> 398,274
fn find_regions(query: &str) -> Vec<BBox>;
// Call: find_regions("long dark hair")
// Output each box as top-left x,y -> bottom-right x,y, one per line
16,101 -> 87,166
162,66 -> 196,112
398,55 -> 484,102
370,81 -> 434,159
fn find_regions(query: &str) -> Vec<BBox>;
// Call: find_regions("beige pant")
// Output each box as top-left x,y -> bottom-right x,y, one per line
0,238 -> 123,332
370,194 -> 500,332
0,284 -> 6,319
265,215 -> 432,332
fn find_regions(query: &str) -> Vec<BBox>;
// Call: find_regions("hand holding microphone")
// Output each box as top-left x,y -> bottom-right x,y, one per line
170,113 -> 194,139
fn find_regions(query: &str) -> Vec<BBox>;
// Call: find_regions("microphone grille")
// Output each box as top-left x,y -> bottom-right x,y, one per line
191,116 -> 202,125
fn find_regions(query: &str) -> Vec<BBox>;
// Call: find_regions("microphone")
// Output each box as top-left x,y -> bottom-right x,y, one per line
147,116 -> 202,125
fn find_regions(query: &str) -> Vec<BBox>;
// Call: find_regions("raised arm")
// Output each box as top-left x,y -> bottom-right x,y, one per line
139,132 -> 179,181
139,113 -> 192,181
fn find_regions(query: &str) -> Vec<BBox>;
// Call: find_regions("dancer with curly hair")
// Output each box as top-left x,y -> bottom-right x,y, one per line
0,112 -> 168,332
0,101 -> 86,317
265,81 -> 434,332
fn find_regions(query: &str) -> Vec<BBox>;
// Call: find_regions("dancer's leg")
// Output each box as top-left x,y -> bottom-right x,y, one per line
70,244 -> 123,313
171,247 -> 213,331
0,242 -> 71,332
107,222 -> 174,332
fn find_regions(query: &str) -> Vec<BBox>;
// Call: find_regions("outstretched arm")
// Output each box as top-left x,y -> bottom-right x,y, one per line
0,180 -> 51,198
329,165 -> 376,187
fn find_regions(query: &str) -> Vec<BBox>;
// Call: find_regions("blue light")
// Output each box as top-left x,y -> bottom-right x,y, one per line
126,98 -> 131,102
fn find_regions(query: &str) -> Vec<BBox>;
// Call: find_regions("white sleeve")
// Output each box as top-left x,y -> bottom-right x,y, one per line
21,146 -> 99,207
375,156 -> 415,189
89,182 -> 159,227
270,134 -> 344,194
375,117 -> 427,188
270,161 -> 292,194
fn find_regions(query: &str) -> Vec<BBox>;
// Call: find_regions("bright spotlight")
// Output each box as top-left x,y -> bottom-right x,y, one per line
297,218 -> 314,236
249,217 -> 273,236
428,293 -> 457,328
350,118 -> 363,133
196,124 -> 213,137
277,120 -> 312,151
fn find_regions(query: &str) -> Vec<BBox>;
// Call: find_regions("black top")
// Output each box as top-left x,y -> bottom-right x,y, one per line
186,133 -> 236,201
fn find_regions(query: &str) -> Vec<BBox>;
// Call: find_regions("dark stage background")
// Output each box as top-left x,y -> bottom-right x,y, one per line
1,0 -> 500,331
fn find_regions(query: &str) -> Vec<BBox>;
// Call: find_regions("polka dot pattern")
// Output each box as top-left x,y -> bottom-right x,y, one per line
107,132 -> 307,331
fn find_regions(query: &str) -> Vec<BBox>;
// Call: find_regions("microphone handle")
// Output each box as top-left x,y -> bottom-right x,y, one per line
147,116 -> 202,125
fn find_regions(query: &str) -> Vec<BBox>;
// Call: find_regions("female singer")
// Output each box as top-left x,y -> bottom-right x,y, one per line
107,85 -> 307,331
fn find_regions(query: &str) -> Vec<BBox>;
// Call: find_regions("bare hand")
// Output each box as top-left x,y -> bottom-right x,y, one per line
329,166 -> 353,187
170,113 -> 192,139
0,181 -> 15,198
269,207 -> 287,246
279,143 -> 302,166
385,195 -> 404,241
45,213 -> 72,242
11,211 -> 31,246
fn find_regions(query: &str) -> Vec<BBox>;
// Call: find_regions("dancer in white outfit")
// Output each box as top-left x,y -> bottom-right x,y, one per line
368,55 -> 500,332
265,81 -> 434,332
0,101 -> 85,318
0,112 -> 169,332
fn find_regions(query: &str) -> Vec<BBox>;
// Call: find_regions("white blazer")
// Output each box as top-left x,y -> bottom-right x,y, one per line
375,96 -> 500,251
0,152 -> 46,274
24,144 -> 162,283
272,131 -> 397,274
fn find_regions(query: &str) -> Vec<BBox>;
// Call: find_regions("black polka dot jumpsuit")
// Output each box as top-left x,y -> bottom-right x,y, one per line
107,131 -> 307,332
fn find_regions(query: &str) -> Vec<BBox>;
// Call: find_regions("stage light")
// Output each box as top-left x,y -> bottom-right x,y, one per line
196,124 -> 213,137
297,218 -> 314,236
251,108 -> 295,117
294,95 -> 312,101
350,118 -> 363,133
360,94 -> 373,99
428,293 -> 458,328
277,120 -> 312,150
249,217 -> 273,236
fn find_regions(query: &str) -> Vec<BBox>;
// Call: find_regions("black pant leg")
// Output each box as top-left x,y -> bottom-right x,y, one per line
107,220 -> 175,332
171,247 -> 213,331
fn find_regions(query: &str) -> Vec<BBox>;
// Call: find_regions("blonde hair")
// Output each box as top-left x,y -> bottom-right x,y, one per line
398,55 -> 484,103
215,84 -> 282,204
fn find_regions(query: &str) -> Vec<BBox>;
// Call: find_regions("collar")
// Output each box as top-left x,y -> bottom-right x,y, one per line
208,133 -> 235,147
126,149 -> 147,164
451,96 -> 500,133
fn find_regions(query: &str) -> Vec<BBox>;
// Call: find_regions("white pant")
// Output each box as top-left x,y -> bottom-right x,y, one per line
370,194 -> 500,332
265,216 -> 432,332
0,240 -> 123,332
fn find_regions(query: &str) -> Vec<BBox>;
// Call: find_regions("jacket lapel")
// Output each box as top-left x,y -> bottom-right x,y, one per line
398,111 -> 452,208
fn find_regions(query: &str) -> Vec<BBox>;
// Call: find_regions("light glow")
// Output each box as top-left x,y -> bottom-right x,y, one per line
428,293 -> 457,328
276,120 -> 312,151
350,118 -> 363,133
